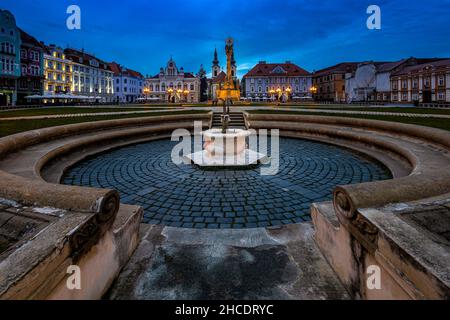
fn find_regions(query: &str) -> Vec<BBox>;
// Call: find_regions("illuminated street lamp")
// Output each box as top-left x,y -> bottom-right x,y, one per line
285,87 -> 292,101
269,89 -> 276,103
176,89 -> 183,103
183,89 -> 190,102
276,88 -> 282,103
167,88 -> 174,103
310,85 -> 318,96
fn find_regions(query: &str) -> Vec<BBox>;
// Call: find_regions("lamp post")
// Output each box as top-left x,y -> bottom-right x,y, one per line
183,89 -> 190,102
176,89 -> 183,103
309,85 -> 317,100
276,88 -> 282,103
269,89 -> 276,103
285,87 -> 292,102
167,88 -> 174,103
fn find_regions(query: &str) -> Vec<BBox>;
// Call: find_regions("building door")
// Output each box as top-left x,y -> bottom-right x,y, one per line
422,90 -> 432,103
0,93 -> 8,106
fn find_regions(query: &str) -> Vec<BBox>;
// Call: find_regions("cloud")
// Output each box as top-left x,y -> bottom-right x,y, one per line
2,0 -> 449,77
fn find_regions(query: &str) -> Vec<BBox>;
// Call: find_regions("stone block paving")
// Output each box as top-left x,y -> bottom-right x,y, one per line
62,138 -> 391,229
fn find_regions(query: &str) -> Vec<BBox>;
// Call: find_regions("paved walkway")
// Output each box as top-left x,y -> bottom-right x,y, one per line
1,105 -> 450,121
107,223 -> 350,300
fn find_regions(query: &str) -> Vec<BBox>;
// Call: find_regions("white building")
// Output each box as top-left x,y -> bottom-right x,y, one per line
345,58 -> 443,103
242,61 -> 312,101
109,62 -> 144,103
64,48 -> 114,103
145,58 -> 200,103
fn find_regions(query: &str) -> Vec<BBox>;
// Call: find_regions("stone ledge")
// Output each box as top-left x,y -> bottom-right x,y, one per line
246,113 -> 450,299
0,113 -> 209,300
0,112 -> 448,299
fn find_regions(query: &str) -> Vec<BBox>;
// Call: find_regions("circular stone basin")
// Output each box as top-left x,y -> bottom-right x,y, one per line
62,138 -> 392,229
203,128 -> 250,156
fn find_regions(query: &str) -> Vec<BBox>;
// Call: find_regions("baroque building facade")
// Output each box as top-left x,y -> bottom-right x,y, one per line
64,48 -> 114,103
145,58 -> 200,103
345,58 -> 442,103
0,9 -> 21,106
243,61 -> 311,101
391,59 -> 450,103
43,44 -> 73,96
109,62 -> 144,103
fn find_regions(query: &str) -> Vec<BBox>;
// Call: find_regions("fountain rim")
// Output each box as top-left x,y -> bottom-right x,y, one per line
202,128 -> 251,139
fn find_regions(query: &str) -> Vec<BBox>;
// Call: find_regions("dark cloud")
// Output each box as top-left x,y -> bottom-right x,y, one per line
3,0 -> 450,77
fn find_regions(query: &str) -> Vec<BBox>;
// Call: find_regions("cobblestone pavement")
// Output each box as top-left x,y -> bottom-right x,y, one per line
62,138 -> 391,229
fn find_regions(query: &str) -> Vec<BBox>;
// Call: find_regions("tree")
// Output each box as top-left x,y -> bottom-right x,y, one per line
198,65 -> 208,102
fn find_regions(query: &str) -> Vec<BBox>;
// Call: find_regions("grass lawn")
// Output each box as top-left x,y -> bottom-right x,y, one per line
248,109 -> 450,131
0,106 -> 177,118
276,105 -> 450,115
0,110 -> 208,137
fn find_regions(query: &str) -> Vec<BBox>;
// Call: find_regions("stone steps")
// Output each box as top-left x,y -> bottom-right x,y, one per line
211,112 -> 246,129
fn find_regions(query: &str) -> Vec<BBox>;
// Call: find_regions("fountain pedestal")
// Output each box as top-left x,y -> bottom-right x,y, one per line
185,129 -> 267,168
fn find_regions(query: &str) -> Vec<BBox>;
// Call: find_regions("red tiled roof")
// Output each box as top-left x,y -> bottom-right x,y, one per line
108,62 -> 121,75
149,72 -> 196,79
108,62 -> 144,78
64,48 -> 111,71
211,71 -> 227,83
392,59 -> 450,76
184,72 -> 196,78
244,62 -> 310,78
313,62 -> 359,76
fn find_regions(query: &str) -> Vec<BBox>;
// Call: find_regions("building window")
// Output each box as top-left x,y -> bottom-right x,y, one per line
1,42 -> 14,54
438,76 -> 445,86
438,92 -> 445,101
402,80 -> 407,89
392,81 -> 398,90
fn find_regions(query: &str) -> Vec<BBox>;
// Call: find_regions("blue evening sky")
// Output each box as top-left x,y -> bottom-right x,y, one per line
3,0 -> 450,78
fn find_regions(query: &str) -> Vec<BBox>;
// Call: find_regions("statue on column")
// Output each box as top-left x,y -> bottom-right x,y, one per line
217,37 -> 241,132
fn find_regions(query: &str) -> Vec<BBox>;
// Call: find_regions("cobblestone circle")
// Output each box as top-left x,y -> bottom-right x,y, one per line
62,138 -> 392,229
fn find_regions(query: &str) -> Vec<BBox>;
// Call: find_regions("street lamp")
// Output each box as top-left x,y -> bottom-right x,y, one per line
167,88 -> 174,103
276,88 -> 282,103
285,87 -> 292,102
183,89 -> 190,102
269,89 -> 276,103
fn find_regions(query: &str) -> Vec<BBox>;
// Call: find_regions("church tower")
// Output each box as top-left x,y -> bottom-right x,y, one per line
212,48 -> 221,78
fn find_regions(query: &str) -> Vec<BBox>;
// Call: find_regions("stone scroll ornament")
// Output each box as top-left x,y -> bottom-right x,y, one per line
69,190 -> 120,261
333,187 -> 379,253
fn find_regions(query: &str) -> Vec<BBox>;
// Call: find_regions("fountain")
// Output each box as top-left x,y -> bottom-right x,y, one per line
186,38 -> 266,167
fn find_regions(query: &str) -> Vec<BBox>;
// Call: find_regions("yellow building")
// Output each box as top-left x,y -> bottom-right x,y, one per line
43,44 -> 73,95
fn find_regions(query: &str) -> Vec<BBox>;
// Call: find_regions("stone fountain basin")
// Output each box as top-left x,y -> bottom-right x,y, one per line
203,128 -> 250,156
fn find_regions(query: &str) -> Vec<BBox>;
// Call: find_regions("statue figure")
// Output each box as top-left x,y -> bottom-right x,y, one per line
224,38 -> 235,89
216,37 -> 240,132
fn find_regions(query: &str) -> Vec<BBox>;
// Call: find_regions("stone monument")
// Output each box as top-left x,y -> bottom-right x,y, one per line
185,38 -> 266,167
